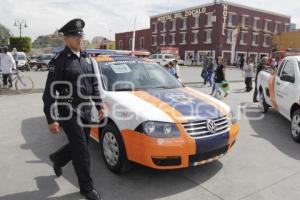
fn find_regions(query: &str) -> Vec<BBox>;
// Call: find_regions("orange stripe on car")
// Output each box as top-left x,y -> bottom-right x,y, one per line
268,72 -> 279,111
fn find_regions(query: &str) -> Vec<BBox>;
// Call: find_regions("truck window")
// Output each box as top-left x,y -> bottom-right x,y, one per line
277,60 -> 286,76
280,61 -> 295,78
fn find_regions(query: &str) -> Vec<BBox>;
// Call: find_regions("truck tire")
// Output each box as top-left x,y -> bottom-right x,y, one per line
291,109 -> 300,143
100,123 -> 131,173
258,91 -> 269,113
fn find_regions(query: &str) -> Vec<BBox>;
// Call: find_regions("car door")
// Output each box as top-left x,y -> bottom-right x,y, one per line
275,59 -> 297,119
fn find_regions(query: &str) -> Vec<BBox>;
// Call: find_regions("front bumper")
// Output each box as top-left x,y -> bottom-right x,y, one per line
121,123 -> 240,169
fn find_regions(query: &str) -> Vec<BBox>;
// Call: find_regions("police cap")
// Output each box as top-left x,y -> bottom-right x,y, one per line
58,18 -> 85,36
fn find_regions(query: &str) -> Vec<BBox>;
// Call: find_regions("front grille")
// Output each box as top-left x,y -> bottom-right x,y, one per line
189,145 -> 229,164
182,116 -> 229,138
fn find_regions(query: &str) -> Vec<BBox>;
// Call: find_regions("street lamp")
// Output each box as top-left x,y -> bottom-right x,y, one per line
14,19 -> 28,38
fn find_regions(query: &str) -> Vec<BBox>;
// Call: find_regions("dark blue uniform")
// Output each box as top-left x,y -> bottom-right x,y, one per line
42,46 -> 102,193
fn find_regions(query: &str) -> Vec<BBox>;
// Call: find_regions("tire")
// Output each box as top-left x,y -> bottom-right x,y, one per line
15,75 -> 34,92
100,123 -> 131,173
258,91 -> 269,113
291,109 -> 300,143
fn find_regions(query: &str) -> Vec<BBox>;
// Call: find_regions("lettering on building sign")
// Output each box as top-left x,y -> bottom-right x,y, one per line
157,7 -> 206,22
222,4 -> 228,35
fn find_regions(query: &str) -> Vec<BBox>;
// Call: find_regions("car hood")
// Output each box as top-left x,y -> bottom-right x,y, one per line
105,87 -> 230,123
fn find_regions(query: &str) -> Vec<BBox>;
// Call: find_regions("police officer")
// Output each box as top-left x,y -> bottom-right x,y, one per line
42,18 -> 103,200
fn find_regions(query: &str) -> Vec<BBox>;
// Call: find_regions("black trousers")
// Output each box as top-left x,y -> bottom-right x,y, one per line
245,77 -> 253,91
253,78 -> 258,102
50,109 -> 93,192
2,74 -> 12,86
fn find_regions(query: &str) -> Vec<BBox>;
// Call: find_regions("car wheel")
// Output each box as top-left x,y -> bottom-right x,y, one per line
100,123 -> 131,173
258,91 -> 269,113
291,109 -> 300,143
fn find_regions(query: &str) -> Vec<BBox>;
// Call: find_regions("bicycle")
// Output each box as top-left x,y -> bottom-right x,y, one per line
0,70 -> 34,93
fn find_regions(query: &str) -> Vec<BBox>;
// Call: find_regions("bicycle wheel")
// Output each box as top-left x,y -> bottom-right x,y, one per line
15,75 -> 34,92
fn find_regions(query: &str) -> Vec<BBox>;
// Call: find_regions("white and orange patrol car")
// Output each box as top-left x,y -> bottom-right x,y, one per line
89,54 -> 240,173
257,56 -> 300,143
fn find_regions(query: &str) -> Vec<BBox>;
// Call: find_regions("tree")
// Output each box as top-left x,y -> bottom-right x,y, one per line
0,23 -> 11,46
10,37 -> 32,53
32,33 -> 64,48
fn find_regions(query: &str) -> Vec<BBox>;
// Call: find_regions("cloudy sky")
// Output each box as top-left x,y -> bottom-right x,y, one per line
0,0 -> 299,41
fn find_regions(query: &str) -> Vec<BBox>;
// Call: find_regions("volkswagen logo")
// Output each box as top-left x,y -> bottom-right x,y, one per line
206,119 -> 216,134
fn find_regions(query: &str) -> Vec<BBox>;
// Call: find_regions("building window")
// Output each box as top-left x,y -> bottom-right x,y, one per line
253,17 -> 260,31
161,21 -> 166,32
192,15 -> 200,29
180,32 -> 187,45
129,38 -> 132,50
252,32 -> 258,46
226,29 -> 233,44
205,13 -> 213,27
152,22 -> 158,33
140,37 -> 145,49
118,40 -> 123,49
170,33 -> 176,45
264,19 -> 271,32
228,13 -> 233,27
284,23 -> 290,32
161,34 -> 166,45
191,30 -> 199,44
152,35 -> 157,46
275,22 -> 281,33
170,19 -> 176,31
181,17 -> 187,30
263,34 -> 270,47
240,32 -> 247,45
204,29 -> 212,44
241,15 -> 249,28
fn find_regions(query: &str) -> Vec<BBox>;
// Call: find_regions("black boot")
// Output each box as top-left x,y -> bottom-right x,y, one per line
80,188 -> 102,200
49,155 -> 62,177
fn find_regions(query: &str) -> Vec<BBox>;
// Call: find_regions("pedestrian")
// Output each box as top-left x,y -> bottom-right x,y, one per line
243,57 -> 254,92
0,46 -> 16,88
42,19 -> 104,200
201,55 -> 209,85
12,48 -> 18,69
239,55 -> 245,70
213,57 -> 229,98
172,59 -> 180,78
253,57 -> 269,102
166,62 -> 177,77
206,58 -> 214,86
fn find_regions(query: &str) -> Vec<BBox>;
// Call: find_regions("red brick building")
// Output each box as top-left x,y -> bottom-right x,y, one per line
115,29 -> 151,51
115,0 -> 290,64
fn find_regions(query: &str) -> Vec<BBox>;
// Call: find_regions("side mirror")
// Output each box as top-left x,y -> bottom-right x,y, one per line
280,74 -> 295,83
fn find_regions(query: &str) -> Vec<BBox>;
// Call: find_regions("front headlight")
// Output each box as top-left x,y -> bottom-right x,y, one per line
228,110 -> 238,124
142,121 -> 180,138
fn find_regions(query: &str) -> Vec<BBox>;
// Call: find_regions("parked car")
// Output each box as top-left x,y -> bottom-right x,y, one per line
86,54 -> 240,173
257,56 -> 300,142
149,53 -> 176,66
28,54 -> 54,71
15,52 -> 30,71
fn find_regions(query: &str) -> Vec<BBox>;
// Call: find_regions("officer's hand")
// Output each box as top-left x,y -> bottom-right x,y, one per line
48,122 -> 60,134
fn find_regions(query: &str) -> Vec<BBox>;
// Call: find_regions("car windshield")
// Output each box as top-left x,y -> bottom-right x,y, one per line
18,54 -> 26,60
165,54 -> 174,59
98,61 -> 183,91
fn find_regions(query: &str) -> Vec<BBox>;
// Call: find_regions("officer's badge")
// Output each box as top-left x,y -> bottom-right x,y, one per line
86,58 -> 91,64
76,20 -> 82,28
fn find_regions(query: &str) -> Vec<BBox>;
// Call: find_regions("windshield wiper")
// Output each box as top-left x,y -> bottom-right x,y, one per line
149,86 -> 177,90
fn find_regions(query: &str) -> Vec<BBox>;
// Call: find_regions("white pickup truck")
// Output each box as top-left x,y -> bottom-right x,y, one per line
257,56 -> 300,142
